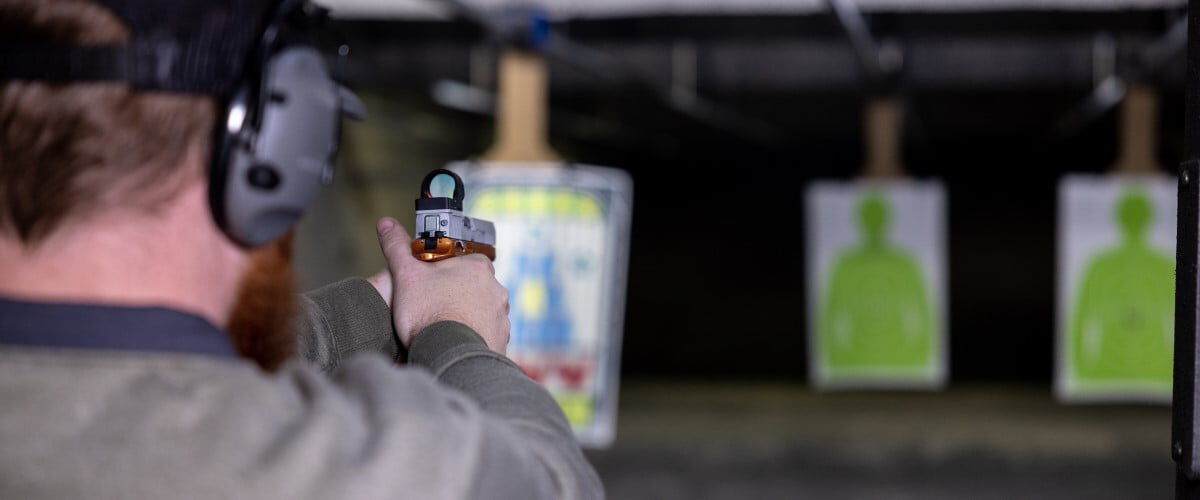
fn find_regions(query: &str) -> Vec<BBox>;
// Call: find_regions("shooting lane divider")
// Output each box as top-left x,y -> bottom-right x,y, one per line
448,41 -> 632,448
1055,84 -> 1176,403
806,95 -> 950,390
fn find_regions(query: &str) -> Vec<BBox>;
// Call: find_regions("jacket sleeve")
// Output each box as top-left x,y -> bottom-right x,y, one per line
408,321 -> 605,500
295,278 -> 400,373
294,279 -> 602,498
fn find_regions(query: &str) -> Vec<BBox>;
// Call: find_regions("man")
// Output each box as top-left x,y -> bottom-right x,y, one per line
0,0 -> 602,498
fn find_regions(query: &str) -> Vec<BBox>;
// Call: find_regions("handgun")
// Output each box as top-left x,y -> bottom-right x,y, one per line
411,169 -> 497,262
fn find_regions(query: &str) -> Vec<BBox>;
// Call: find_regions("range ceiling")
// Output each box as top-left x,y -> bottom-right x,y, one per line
323,0 -> 1184,20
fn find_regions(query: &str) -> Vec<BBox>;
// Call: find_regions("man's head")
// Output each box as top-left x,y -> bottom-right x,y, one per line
0,0 -> 216,245
0,0 -> 303,371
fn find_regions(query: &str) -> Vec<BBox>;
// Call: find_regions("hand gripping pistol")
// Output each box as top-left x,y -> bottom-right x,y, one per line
411,169 -> 497,262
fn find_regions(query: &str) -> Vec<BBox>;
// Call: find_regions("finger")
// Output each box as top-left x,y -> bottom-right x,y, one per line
376,217 -> 416,272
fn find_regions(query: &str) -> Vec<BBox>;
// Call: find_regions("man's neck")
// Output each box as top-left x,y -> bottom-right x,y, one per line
0,184 -> 246,328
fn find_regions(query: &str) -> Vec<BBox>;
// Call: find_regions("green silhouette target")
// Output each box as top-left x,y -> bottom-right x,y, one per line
806,181 -> 947,389
1057,175 -> 1176,402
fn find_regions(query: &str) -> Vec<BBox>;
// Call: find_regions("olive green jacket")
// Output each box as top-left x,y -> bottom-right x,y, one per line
0,278 -> 602,499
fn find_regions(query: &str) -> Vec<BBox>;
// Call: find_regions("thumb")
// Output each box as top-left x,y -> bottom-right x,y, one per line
377,217 -> 415,272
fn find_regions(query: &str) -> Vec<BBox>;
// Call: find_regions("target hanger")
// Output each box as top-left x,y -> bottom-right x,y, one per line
1111,84 -> 1161,174
862,96 -> 906,179
482,47 -> 562,164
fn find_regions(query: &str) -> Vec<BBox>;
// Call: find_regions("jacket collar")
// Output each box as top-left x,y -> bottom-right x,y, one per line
0,296 -> 236,357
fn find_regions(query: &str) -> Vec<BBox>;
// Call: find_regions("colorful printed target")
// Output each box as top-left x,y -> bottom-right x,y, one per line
452,162 -> 632,448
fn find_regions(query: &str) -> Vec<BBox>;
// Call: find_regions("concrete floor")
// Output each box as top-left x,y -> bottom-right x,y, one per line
586,382 -> 1172,499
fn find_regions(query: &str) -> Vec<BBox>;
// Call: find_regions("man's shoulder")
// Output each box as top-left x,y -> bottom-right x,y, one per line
0,347 -> 465,421
0,348 -> 484,499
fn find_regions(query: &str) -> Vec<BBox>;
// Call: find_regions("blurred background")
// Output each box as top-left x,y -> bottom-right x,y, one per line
296,0 -> 1186,497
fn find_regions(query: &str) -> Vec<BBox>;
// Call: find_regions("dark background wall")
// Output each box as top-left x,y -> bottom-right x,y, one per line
554,90 -> 1183,383
327,10 -> 1187,383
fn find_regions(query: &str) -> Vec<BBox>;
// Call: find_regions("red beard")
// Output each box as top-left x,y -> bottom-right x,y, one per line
225,232 -> 297,372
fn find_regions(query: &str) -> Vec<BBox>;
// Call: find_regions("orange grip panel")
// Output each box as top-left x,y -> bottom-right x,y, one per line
411,237 -> 497,262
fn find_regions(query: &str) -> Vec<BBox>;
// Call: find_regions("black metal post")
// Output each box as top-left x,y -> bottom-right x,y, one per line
1174,2 -> 1200,497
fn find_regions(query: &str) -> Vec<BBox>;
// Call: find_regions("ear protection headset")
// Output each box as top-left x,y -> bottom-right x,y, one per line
0,0 -> 364,247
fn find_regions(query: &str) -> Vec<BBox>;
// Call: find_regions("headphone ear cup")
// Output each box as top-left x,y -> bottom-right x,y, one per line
214,47 -> 342,248
208,87 -> 250,240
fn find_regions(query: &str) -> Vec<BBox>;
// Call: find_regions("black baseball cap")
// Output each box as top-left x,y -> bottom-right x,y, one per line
0,0 -> 280,96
